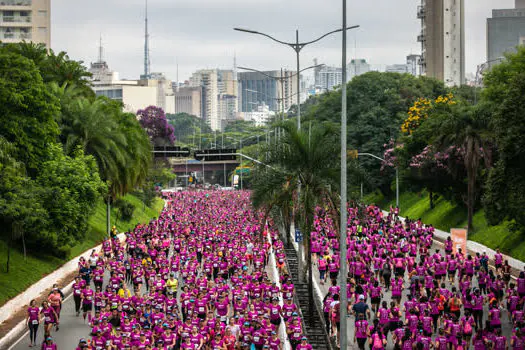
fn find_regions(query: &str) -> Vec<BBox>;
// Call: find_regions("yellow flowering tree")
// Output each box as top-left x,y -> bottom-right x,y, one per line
401,93 -> 455,134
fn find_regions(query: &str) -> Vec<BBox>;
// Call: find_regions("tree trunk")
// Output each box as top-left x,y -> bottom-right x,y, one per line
283,207 -> 292,248
21,231 -> 26,262
429,190 -> 434,210
467,174 -> 474,231
6,236 -> 10,273
106,197 -> 111,237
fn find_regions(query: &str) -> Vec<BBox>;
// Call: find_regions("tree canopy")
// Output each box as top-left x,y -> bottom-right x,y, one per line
0,43 -> 151,258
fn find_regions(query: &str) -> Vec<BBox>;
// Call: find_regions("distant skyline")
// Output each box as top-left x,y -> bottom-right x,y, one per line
52,0 -> 514,82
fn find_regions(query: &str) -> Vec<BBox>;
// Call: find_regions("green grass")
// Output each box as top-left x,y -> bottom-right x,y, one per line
0,194 -> 164,305
365,190 -> 525,262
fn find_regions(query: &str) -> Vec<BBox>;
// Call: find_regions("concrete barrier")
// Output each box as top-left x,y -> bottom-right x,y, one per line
0,200 -> 170,349
383,211 -> 525,274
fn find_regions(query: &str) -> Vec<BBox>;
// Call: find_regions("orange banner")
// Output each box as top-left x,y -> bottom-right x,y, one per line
450,228 -> 468,255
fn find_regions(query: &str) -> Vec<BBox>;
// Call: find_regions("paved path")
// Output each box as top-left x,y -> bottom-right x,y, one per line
10,246 -> 286,350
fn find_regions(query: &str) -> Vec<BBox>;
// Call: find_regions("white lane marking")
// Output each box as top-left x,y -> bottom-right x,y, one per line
8,286 -> 75,350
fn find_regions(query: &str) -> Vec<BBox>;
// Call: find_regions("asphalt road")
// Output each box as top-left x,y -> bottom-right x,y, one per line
9,255 -> 283,350
9,225 -> 516,350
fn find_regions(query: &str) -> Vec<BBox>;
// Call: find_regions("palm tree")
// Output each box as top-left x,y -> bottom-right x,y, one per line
427,103 -> 492,230
252,121 -> 341,323
59,96 -> 151,234
43,50 -> 94,98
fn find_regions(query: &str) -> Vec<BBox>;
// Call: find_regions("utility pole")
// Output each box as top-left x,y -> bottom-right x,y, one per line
340,0 -> 349,348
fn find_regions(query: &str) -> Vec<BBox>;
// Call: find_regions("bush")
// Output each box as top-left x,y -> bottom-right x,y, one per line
114,199 -> 135,222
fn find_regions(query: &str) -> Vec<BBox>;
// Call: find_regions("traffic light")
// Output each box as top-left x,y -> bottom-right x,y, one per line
153,146 -> 191,158
194,149 -> 237,161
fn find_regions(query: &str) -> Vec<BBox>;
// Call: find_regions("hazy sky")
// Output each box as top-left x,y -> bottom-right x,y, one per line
52,0 -> 514,82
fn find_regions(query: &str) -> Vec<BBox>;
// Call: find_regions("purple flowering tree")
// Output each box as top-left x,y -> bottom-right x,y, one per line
136,106 -> 175,146
408,145 -> 466,209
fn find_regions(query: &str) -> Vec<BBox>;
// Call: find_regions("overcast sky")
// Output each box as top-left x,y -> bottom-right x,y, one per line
51,0 -> 514,82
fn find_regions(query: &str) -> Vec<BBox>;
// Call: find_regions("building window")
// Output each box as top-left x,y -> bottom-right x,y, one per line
38,10 -> 47,17
38,27 -> 47,34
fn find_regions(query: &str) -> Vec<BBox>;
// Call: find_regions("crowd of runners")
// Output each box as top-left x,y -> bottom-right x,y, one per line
313,205 -> 525,350
23,191 -> 525,350
28,191 -> 312,350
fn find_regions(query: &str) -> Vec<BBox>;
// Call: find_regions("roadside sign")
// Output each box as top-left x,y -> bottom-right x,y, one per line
295,228 -> 303,243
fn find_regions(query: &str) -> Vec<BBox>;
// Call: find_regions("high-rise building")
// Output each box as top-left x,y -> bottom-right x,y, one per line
186,69 -> 239,131
0,0 -> 50,47
173,86 -> 202,117
487,0 -> 525,68
418,0 -> 465,86
348,59 -> 370,80
190,69 -> 220,131
406,54 -> 422,76
315,65 -> 343,91
217,70 -> 239,127
218,94 -> 238,125
237,70 -> 298,114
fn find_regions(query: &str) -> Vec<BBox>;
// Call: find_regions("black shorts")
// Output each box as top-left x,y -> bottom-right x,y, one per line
270,318 -> 281,326
82,303 -> 93,312
394,267 -> 404,276
371,297 -> 381,304
495,263 -> 502,269
448,270 -> 456,276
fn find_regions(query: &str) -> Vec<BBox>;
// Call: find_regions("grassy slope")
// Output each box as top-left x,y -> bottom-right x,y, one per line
365,191 -> 525,262
0,194 -> 163,305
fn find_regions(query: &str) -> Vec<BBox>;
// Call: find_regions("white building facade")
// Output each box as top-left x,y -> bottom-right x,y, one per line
348,59 -> 370,80
443,0 -> 465,86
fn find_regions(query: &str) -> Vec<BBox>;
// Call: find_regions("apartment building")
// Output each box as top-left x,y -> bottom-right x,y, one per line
0,0 -> 50,47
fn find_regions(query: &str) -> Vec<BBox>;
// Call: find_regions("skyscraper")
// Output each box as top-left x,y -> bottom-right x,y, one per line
190,69 -> 219,131
188,69 -> 239,131
315,66 -> 343,91
0,0 -> 50,47
237,70 -> 297,114
487,0 -> 525,67
418,0 -> 465,86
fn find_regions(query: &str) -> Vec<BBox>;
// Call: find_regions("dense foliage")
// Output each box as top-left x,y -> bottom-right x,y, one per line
0,43 -> 151,259
304,72 -> 447,196
482,46 -> 525,229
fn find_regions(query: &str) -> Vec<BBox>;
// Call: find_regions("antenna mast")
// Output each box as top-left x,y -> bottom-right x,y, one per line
143,0 -> 150,78
233,50 -> 237,81
98,34 -> 103,63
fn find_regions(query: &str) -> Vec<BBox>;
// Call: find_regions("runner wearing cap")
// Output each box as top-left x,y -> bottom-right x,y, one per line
41,336 -> 57,350
41,300 -> 58,339
296,336 -> 313,350
75,338 -> 88,350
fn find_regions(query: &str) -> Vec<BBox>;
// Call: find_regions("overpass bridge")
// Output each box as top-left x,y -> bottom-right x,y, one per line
169,158 -> 240,174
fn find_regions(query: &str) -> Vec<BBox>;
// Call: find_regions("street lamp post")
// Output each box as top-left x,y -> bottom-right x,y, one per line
228,135 -> 261,190
357,152 -> 399,207
238,64 -> 325,140
234,26 -> 359,130
340,1 -> 349,347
